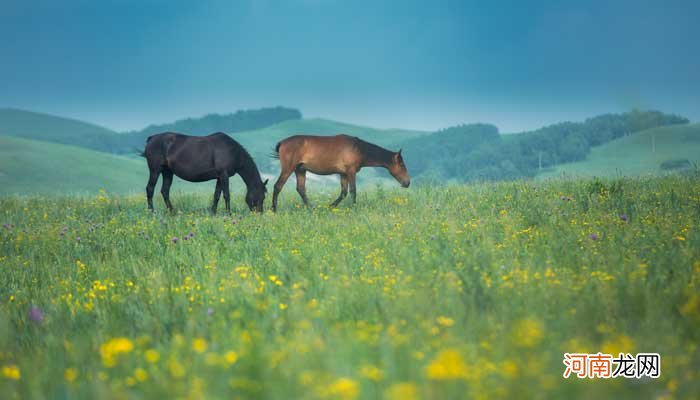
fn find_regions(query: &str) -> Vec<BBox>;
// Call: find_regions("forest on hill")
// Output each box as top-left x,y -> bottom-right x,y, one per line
399,110 -> 689,182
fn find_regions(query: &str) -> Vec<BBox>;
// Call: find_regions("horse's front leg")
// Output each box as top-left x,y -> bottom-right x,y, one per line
211,179 -> 222,214
220,174 -> 231,214
348,172 -> 357,204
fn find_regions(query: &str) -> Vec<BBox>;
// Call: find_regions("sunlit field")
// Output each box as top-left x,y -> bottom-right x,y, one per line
1,177 -> 699,399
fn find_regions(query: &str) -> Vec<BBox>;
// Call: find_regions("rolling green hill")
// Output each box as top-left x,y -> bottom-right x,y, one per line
0,136 -> 146,195
538,123 -> 700,179
0,108 -> 122,152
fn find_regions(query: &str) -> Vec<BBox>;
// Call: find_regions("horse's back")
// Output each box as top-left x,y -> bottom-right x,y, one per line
276,134 -> 361,174
278,134 -> 355,151
146,132 -> 239,155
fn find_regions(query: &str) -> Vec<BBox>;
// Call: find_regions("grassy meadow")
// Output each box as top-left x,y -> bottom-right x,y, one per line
1,176 -> 699,399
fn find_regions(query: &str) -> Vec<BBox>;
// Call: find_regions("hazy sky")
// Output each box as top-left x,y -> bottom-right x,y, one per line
1,0 -> 698,133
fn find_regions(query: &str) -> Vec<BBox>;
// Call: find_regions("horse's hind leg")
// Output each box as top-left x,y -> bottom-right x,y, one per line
295,166 -> 310,207
161,168 -> 174,212
330,174 -> 349,207
146,168 -> 160,211
211,179 -> 222,214
272,168 -> 293,212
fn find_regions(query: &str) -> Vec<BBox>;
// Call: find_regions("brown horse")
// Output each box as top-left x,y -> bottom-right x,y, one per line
271,134 -> 410,211
142,132 -> 268,213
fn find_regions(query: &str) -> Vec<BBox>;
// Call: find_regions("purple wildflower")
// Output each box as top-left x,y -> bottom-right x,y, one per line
28,306 -> 44,323
207,307 -> 214,316
590,233 -> 599,241
619,214 -> 628,222
188,232 -> 195,238
171,236 -> 179,244
76,236 -> 81,242
2,223 -> 11,230
560,196 -> 571,201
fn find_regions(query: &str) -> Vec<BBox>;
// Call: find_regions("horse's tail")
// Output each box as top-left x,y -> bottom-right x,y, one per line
139,135 -> 155,157
269,141 -> 281,159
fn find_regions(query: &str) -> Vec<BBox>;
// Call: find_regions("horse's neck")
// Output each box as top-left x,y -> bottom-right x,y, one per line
237,161 -> 262,189
361,146 -> 393,168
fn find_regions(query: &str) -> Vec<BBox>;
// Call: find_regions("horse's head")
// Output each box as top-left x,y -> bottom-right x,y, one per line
246,179 -> 268,212
388,149 -> 410,188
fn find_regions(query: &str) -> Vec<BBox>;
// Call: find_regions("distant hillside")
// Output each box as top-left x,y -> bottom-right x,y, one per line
399,110 -> 689,182
538,123 -> 700,178
120,106 -> 303,151
0,107 -> 305,155
0,108 -> 122,152
0,136 -> 145,195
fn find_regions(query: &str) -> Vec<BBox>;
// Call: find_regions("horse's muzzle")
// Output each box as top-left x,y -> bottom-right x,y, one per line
402,181 -> 411,188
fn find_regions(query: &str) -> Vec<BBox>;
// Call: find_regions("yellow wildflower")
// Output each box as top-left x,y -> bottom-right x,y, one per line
326,377 -> 359,400
144,349 -> 160,363
601,335 -> 635,355
425,349 -> 468,380
512,319 -> 544,348
385,382 -> 419,400
99,337 -> 134,367
436,316 -> 455,327
134,368 -> 148,382
359,364 -> 384,381
2,365 -> 21,380
224,351 -> 239,365
192,338 -> 208,353
64,368 -> 78,382
168,358 -> 186,378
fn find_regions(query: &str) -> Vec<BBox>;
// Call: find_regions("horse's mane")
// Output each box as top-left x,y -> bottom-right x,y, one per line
351,136 -> 394,165
231,138 -> 260,176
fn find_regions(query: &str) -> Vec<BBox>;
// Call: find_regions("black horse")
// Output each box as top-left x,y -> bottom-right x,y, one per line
142,132 -> 268,213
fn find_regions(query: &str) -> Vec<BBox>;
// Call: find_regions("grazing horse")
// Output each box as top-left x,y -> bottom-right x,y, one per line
271,134 -> 410,211
142,132 -> 268,213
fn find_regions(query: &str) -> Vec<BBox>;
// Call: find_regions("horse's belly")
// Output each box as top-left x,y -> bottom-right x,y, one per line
170,166 -> 218,182
302,160 -> 345,175
304,167 -> 336,175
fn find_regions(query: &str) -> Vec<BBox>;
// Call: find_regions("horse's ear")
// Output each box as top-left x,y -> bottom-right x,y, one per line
263,179 -> 269,186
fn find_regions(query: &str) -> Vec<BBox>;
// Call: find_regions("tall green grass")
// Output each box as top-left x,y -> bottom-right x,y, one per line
1,177 -> 698,399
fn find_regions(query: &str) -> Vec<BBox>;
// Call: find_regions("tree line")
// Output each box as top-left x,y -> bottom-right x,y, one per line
399,110 -> 689,182
110,107 -> 302,153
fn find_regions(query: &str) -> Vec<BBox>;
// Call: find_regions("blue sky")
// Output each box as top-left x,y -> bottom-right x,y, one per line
1,0 -> 698,132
